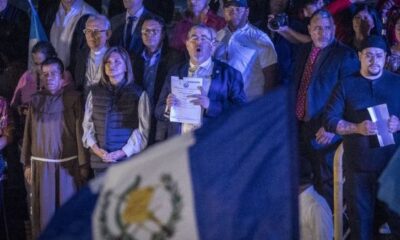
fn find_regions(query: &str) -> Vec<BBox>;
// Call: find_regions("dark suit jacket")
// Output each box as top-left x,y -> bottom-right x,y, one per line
132,47 -> 184,107
69,46 -> 90,94
155,59 -> 247,140
109,8 -> 155,55
292,40 -> 359,125
39,0 -> 59,36
132,46 -> 184,145
292,40 -> 359,196
143,0 -> 174,24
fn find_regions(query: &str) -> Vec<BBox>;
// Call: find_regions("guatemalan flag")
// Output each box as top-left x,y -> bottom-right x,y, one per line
40,86 -> 299,240
27,0 -> 47,68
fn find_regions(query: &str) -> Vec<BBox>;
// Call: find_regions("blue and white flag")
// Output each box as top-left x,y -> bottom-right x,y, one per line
379,146 -> 400,215
40,86 -> 299,240
27,0 -> 47,68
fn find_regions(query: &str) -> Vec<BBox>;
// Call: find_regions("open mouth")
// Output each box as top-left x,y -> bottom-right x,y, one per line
196,47 -> 201,53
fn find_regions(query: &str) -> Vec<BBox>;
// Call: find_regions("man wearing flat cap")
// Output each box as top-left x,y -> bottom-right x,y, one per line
215,0 -> 278,101
324,35 -> 400,240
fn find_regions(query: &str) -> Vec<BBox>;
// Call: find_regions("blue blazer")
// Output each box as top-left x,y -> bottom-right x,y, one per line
155,59 -> 247,139
291,40 -> 359,123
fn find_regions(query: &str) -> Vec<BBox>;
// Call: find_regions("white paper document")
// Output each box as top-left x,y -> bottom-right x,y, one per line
367,103 -> 395,147
170,76 -> 203,125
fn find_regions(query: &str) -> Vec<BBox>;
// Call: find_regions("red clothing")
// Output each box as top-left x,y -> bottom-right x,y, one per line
326,0 -> 353,44
378,0 -> 400,45
169,10 -> 225,52
0,97 -> 10,137
0,97 -> 13,149
11,70 -> 74,108
296,47 -> 321,120
325,0 -> 351,15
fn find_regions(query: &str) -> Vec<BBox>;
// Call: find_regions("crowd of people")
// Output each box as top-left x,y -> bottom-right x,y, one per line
1,0 -> 400,239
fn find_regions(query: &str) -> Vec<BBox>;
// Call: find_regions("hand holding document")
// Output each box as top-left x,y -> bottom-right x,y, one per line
367,103 -> 395,147
170,76 -> 203,125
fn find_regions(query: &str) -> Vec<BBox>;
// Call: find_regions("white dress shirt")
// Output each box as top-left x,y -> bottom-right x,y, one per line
181,57 -> 214,134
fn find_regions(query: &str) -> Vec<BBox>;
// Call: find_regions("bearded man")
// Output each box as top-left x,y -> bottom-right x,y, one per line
324,35 -> 400,240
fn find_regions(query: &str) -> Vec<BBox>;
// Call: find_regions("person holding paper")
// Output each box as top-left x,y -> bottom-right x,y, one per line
155,24 -> 246,140
324,35 -> 400,240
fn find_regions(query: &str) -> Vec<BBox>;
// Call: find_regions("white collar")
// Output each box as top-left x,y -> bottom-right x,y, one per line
189,57 -> 212,70
91,46 -> 108,56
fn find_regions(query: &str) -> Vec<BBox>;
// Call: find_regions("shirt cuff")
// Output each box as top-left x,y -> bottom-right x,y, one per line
85,137 -> 97,149
122,145 -> 133,158
164,106 -> 170,119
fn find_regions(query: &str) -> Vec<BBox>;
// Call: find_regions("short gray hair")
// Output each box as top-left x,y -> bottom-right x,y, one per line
186,24 -> 215,41
310,9 -> 334,25
86,14 -> 111,30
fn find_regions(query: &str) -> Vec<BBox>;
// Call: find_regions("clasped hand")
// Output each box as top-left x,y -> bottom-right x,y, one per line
91,144 -> 126,163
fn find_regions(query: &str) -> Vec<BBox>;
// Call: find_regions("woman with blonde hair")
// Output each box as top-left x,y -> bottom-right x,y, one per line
82,46 -> 150,176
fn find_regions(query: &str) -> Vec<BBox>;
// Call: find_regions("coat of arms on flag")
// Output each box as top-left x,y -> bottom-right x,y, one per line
92,134 -> 200,240
96,174 -> 182,239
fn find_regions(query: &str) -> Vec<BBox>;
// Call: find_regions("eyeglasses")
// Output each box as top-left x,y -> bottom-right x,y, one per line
188,35 -> 212,43
141,28 -> 162,35
83,29 -> 107,35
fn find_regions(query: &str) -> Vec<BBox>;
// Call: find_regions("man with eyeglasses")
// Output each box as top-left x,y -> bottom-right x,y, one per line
215,0 -> 278,101
324,35 -> 400,240
155,24 -> 246,139
132,15 -> 184,145
21,57 -> 88,239
71,14 -> 111,98
109,0 -> 156,55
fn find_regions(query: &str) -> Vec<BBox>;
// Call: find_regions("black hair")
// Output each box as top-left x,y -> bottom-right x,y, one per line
351,4 -> 383,36
31,41 -> 57,58
296,0 -> 319,10
41,57 -> 64,74
141,14 -> 166,33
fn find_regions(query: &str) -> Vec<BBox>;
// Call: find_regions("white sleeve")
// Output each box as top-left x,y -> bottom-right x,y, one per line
121,92 -> 151,157
258,34 -> 278,68
82,92 -> 97,148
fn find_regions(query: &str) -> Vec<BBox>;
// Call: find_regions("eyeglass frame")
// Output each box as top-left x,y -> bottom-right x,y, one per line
141,28 -> 163,35
187,34 -> 213,43
83,29 -> 108,35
